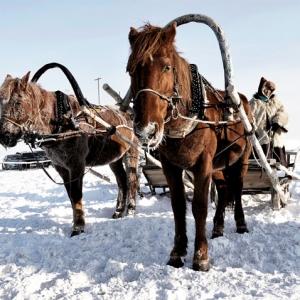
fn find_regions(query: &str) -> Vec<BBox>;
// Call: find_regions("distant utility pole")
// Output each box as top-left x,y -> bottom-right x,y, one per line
95,77 -> 102,105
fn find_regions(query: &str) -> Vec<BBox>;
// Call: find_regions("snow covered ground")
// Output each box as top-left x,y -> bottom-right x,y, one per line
1,140 -> 300,300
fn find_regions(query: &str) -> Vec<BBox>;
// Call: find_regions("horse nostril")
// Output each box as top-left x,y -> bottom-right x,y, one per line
148,123 -> 158,139
134,122 -> 158,143
4,133 -> 10,145
134,124 -> 142,138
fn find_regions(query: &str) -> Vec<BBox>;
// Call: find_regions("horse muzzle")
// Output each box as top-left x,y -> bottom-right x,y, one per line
134,122 -> 161,148
0,132 -> 19,147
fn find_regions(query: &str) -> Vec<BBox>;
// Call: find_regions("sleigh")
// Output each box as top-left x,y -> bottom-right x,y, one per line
210,149 -> 299,209
142,164 -> 169,195
141,150 -> 299,209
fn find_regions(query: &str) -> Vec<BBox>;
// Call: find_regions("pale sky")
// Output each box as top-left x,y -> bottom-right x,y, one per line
0,0 -> 299,156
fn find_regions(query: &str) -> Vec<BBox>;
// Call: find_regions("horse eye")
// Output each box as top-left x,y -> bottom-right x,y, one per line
164,65 -> 171,72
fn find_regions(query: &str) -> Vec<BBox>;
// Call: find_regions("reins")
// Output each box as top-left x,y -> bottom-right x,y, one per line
22,119 -> 134,186
213,126 -> 250,158
25,144 -> 77,186
25,138 -> 113,186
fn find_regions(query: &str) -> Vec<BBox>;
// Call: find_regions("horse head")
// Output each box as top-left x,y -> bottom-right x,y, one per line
127,23 -> 191,148
0,72 -> 38,147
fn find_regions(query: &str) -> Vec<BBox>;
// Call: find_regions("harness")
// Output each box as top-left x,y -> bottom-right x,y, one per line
51,91 -> 79,133
189,64 -> 208,120
134,64 -> 240,139
133,64 -> 250,159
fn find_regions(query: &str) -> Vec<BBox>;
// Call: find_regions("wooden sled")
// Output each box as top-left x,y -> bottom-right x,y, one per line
142,165 -> 169,195
141,150 -> 299,209
210,150 -> 299,209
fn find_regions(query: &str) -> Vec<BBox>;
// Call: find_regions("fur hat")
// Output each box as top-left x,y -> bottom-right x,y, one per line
258,77 -> 276,96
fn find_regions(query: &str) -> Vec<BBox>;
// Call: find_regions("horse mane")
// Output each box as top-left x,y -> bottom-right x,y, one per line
127,23 -> 192,109
1,76 -> 49,130
127,23 -> 167,75
2,77 -> 44,108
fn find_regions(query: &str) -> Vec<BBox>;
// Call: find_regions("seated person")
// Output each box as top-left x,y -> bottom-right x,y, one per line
249,77 -> 289,167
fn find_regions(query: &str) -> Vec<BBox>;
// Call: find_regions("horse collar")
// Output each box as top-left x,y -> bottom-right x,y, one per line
163,64 -> 206,139
189,64 -> 208,119
52,91 -> 79,133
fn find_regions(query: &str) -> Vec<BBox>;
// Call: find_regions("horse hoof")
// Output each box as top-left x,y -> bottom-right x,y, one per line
112,212 -> 123,219
167,256 -> 185,268
192,259 -> 210,272
236,226 -> 249,234
211,231 -> 223,239
126,208 -> 136,217
70,229 -> 84,237
280,201 -> 288,208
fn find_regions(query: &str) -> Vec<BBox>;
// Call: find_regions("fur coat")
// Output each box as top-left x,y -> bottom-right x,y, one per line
249,94 -> 289,148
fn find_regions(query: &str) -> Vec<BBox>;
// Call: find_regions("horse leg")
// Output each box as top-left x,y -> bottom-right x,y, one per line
192,163 -> 212,271
226,159 -> 249,234
55,165 -> 85,237
211,171 -> 228,238
161,156 -> 187,268
123,147 -> 139,216
110,158 -> 128,219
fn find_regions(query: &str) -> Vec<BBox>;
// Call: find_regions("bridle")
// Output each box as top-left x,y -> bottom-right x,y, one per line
133,68 -> 186,122
2,116 -> 35,134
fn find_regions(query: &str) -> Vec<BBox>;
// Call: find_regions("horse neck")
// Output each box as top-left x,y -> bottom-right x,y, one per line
30,88 -> 57,135
173,55 -> 192,114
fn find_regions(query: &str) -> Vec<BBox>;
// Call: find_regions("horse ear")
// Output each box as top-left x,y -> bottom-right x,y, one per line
21,71 -> 30,90
164,22 -> 177,45
6,74 -> 12,80
129,27 -> 139,45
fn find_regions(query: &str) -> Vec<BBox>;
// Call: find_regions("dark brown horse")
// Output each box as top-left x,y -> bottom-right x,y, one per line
127,23 -> 253,271
0,71 -> 139,236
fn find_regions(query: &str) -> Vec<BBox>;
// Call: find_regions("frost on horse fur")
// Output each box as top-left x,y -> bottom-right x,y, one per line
0,72 -> 139,236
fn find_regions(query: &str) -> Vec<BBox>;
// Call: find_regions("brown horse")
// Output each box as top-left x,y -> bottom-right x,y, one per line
0,71 -> 139,237
127,23 -> 253,271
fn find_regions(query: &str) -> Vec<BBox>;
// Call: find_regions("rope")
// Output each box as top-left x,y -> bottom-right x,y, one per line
26,126 -> 117,186
214,129 -> 248,158
177,112 -> 234,125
